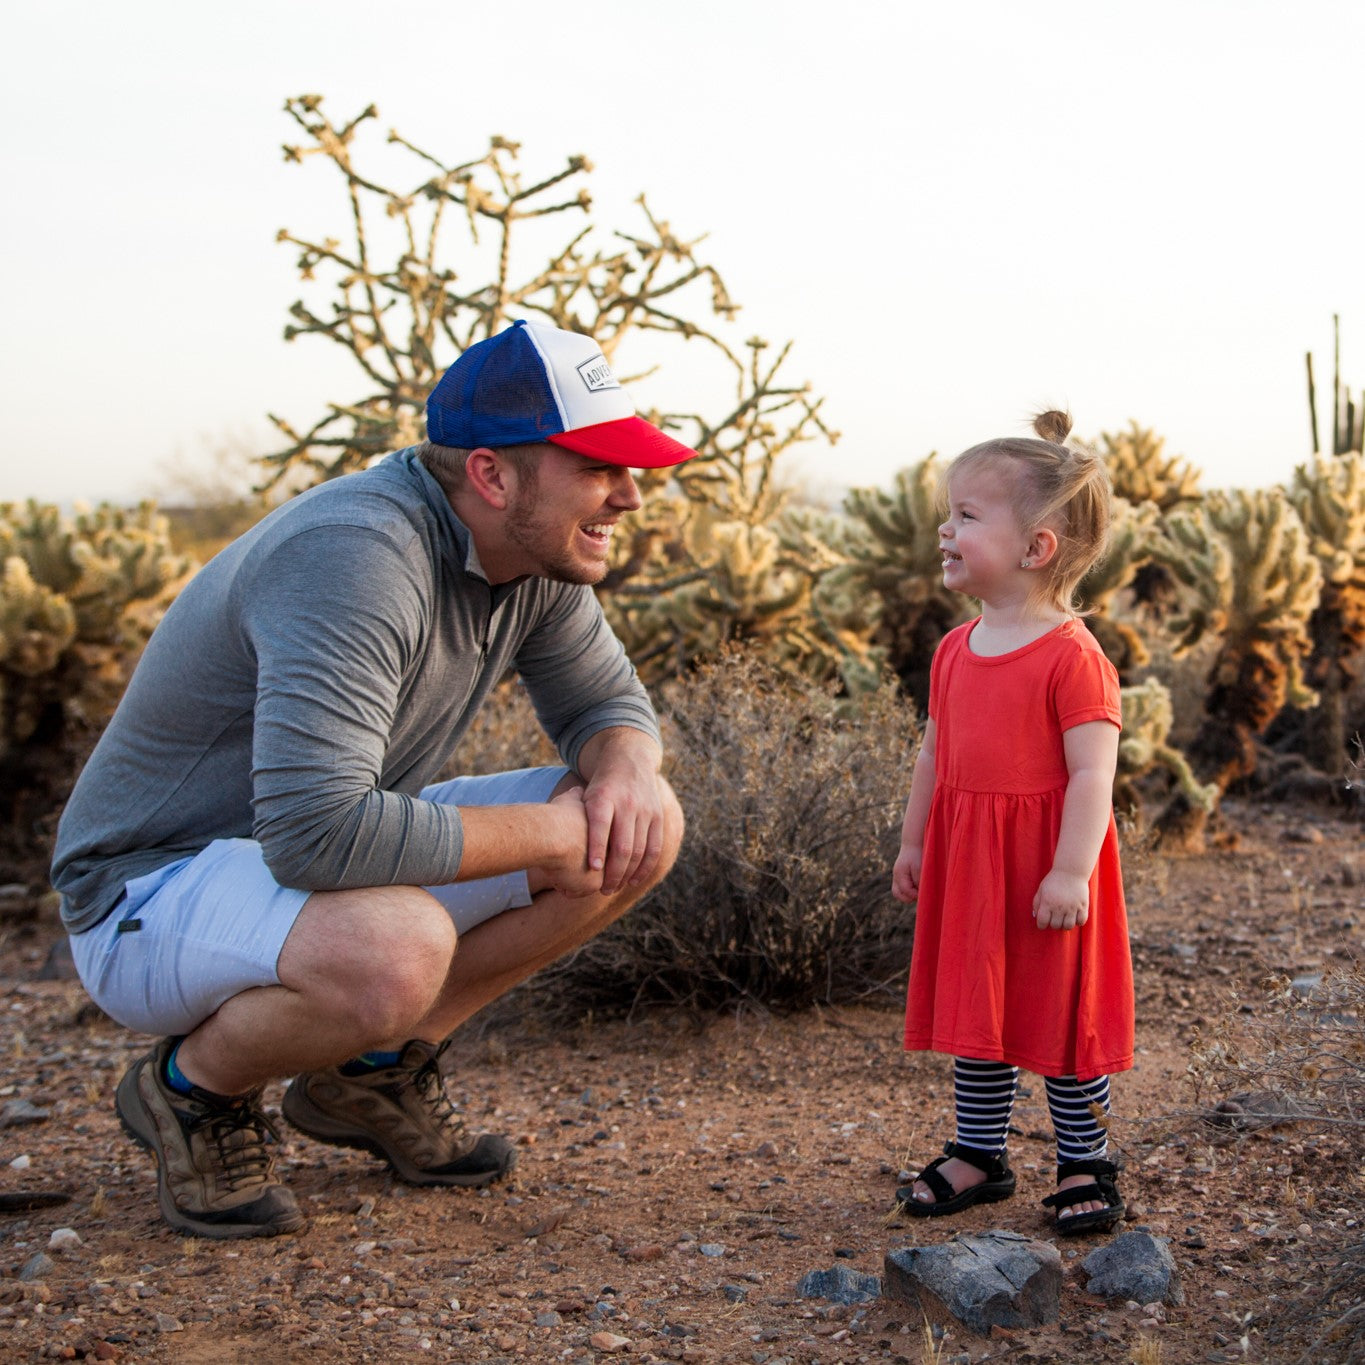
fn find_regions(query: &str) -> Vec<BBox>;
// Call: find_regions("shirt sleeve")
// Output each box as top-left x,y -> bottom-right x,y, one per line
239,524 -> 466,891
511,583 -> 660,771
1052,632 -> 1122,733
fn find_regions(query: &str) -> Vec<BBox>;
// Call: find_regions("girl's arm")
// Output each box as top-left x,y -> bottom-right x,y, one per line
1033,719 -> 1119,930
892,717 -> 937,904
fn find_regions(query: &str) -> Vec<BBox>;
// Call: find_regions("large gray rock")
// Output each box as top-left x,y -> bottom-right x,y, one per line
795,1264 -> 882,1305
1082,1231 -> 1185,1305
885,1230 -> 1061,1335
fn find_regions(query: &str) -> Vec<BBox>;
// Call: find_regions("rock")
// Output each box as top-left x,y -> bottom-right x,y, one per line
1081,1232 -> 1185,1306
9,1154 -> 31,1170
795,1264 -> 882,1305
721,1283 -> 747,1302
1283,824 -> 1325,844
698,1242 -> 726,1257
884,1230 -> 1062,1334
0,1099 -> 51,1129
589,1330 -> 631,1352
1204,1090 -> 1307,1131
35,937 -> 78,981
154,1313 -> 184,1333
623,1243 -> 664,1262
47,1227 -> 82,1251
18,1252 -> 56,1281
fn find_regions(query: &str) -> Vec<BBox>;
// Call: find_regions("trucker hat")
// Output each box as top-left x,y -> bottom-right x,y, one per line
425,319 -> 697,469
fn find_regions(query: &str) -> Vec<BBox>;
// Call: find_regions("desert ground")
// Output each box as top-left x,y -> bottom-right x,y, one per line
2,795 -> 1363,1364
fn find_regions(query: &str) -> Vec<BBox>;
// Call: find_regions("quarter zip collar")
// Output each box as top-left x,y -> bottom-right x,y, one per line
397,448 -> 530,607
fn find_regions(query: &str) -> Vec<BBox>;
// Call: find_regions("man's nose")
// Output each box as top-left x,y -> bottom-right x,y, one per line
612,470 -> 643,511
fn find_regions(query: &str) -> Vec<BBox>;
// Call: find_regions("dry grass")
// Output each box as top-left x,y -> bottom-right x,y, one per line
1191,963 -> 1365,1361
527,647 -> 920,1017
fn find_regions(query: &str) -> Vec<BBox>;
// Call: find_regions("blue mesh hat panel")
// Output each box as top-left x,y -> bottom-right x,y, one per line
426,324 -> 563,447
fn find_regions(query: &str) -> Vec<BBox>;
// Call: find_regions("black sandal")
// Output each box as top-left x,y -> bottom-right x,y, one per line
895,1141 -> 1016,1218
1042,1158 -> 1126,1235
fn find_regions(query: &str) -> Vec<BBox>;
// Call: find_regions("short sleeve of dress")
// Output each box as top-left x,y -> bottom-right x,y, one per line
1052,629 -> 1122,733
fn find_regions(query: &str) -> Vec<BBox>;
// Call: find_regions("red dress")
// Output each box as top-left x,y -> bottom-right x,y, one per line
903,619 -> 1134,1081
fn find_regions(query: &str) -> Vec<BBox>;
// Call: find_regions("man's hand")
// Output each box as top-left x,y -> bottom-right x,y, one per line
576,728 -> 666,896
539,787 -> 602,898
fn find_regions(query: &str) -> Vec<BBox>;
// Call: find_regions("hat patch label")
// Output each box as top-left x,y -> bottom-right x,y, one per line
576,356 -> 620,393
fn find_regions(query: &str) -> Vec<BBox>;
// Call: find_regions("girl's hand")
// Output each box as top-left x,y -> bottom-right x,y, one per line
1032,869 -> 1091,930
892,846 -> 922,903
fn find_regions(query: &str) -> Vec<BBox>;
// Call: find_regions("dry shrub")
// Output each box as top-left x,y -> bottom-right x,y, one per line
533,647 -> 920,1016
1190,965 -> 1365,1362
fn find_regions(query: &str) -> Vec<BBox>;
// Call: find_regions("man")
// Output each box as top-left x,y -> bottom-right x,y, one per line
51,319 -> 690,1239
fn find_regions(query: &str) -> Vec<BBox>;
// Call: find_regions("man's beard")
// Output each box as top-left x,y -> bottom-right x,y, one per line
505,497 -> 608,586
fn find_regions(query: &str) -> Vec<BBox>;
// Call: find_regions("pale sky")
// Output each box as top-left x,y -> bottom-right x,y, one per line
3,0 -> 1362,508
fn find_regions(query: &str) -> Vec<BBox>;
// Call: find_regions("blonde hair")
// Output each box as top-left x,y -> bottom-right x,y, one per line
416,439 -> 543,497
946,410 -> 1113,614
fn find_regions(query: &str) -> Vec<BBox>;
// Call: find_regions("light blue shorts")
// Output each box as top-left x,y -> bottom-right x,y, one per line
69,766 -> 568,1038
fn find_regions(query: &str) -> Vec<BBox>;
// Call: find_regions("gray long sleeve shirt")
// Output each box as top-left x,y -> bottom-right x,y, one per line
52,449 -> 660,933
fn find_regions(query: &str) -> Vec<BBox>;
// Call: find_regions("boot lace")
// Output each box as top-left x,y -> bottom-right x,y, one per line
186,1097 -> 280,1193
403,1056 -> 468,1140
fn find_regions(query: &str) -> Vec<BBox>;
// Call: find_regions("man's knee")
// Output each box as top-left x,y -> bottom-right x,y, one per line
654,776 -> 685,881
282,887 -> 457,1038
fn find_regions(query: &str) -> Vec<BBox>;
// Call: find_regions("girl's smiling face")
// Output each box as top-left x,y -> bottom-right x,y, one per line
938,463 -> 1034,603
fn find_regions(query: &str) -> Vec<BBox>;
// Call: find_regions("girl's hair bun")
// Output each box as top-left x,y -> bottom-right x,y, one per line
1033,409 -> 1073,445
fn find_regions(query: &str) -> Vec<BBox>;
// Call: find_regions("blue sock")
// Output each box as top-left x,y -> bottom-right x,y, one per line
339,1049 -> 403,1076
163,1042 -> 196,1096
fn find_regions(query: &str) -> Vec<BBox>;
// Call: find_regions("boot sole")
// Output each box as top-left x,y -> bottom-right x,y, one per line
115,1061 -> 307,1240
281,1084 -> 515,1188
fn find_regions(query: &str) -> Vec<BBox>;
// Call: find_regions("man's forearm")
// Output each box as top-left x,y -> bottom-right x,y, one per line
453,803 -> 579,882
575,725 -> 663,782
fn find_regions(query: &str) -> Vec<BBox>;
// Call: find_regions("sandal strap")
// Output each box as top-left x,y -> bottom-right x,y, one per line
1055,1157 -> 1119,1181
1042,1179 -> 1111,1211
942,1141 -> 1010,1180
912,1156 -> 959,1204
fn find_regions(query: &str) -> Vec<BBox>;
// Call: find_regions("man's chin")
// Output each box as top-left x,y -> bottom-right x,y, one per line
539,555 -> 608,587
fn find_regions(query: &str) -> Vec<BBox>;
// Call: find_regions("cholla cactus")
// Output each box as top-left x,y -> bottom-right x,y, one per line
1280,453 -> 1365,776
1114,677 -> 1218,818
604,506 -> 881,692
1100,423 -> 1202,511
1076,497 -> 1162,680
266,96 -> 746,493
0,500 -> 188,881
832,457 -> 967,708
1149,487 -> 1322,848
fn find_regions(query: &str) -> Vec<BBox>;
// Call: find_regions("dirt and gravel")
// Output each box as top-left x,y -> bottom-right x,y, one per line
2,796 -> 1363,1364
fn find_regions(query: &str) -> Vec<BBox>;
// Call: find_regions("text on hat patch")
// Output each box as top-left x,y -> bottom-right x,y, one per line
576,356 -> 620,393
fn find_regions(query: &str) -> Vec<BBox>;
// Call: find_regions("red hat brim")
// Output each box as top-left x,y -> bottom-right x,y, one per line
547,416 -> 696,469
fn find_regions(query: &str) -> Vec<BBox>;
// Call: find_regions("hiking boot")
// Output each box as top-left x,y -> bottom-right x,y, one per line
281,1039 -> 517,1187
115,1039 -> 306,1239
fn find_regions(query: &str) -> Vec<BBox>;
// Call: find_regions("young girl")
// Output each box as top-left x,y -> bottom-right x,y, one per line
891,410 -> 1133,1236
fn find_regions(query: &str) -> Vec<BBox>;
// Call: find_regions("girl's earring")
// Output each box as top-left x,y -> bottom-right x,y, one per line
1020,559 -> 1031,569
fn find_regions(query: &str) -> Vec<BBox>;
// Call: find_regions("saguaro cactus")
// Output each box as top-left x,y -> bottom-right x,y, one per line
1149,487 -> 1322,849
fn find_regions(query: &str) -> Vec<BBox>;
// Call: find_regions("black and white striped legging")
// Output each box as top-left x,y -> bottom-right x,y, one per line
953,1057 -> 1110,1166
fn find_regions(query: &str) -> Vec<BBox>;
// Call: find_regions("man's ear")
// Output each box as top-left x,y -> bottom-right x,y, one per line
1026,526 -> 1059,567
464,448 -> 512,510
